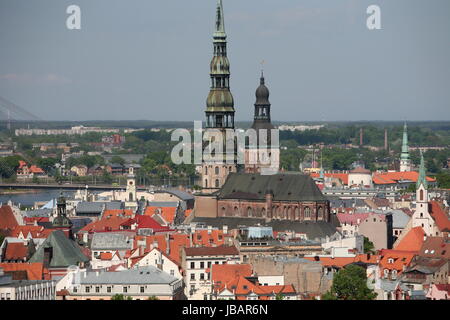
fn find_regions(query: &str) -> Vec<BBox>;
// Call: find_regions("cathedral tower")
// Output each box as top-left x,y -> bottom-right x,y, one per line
245,72 -> 279,174
411,151 -> 433,235
202,0 -> 237,192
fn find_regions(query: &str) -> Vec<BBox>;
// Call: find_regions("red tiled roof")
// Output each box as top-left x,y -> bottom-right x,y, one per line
419,237 -> 450,260
192,229 -> 225,247
123,215 -> 172,233
378,250 -> 416,275
337,213 -> 370,225
373,171 -> 435,185
10,225 -> 50,239
310,172 -> 349,185
79,216 -> 129,233
23,217 -> 50,225
29,165 -> 45,174
212,264 -> 252,290
429,201 -> 450,233
0,205 -> 19,230
394,227 -> 425,252
0,262 -> 46,280
4,242 -> 28,261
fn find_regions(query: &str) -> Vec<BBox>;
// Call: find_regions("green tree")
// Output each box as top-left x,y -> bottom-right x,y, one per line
147,296 -> 159,300
111,294 -> 132,300
322,264 -> 377,300
363,237 -> 375,254
110,155 -> 126,166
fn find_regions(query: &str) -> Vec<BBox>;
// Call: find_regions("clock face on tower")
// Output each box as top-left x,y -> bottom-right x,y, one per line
129,181 -> 133,185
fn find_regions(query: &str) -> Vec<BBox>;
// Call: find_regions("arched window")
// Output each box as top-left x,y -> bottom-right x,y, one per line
295,207 -> 299,220
205,166 -> 208,175
304,207 -> 311,219
234,206 -> 239,216
215,166 -> 219,175
215,179 -> 220,188
129,193 -> 133,202
261,208 -> 266,217
420,189 -> 424,201
205,179 -> 208,188
318,207 -> 323,219
247,207 -> 253,217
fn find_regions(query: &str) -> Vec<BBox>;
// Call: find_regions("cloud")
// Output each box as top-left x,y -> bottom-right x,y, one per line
0,73 -> 72,85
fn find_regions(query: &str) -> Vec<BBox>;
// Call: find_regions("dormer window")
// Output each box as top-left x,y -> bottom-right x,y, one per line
387,258 -> 394,264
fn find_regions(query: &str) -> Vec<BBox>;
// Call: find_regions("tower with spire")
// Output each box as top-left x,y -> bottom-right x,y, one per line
399,122 -> 411,172
244,71 -> 279,174
125,166 -> 138,210
411,151 -> 434,235
202,0 -> 237,192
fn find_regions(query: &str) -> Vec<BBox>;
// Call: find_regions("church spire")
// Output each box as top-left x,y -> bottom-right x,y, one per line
214,0 -> 226,36
400,122 -> 411,171
205,0 -> 235,129
417,150 -> 428,189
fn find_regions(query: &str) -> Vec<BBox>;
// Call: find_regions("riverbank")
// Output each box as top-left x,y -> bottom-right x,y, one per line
0,189 -> 45,195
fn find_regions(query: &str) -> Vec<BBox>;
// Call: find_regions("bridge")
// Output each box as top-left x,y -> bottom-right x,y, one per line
0,183 -> 149,191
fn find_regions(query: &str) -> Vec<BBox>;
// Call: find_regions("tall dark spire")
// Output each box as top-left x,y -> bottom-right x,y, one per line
205,0 -> 235,129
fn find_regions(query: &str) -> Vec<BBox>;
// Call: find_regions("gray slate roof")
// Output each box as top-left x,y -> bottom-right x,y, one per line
218,173 -> 328,202
29,230 -> 89,268
147,201 -> 179,207
76,201 -> 124,214
75,266 -> 178,285
154,189 -> 194,201
191,216 -> 339,240
22,209 -> 52,218
90,232 -> 133,250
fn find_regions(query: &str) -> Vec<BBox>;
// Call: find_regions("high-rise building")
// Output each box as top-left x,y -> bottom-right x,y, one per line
201,0 -> 237,193
399,122 -> 411,172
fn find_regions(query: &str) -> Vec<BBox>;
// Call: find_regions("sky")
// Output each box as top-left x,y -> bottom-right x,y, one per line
0,0 -> 449,122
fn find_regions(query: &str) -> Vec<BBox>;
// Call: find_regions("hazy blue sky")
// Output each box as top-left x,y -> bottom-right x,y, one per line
0,0 -> 449,121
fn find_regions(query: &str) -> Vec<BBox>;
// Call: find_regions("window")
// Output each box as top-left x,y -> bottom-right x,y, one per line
215,179 -> 220,188
207,262 -> 212,268
140,287 -> 145,293
170,270 -> 175,276
123,287 -> 128,293
95,286 -> 100,293
190,262 -> 195,269
85,287 -> 90,293
107,287 -> 111,293
200,273 -> 205,280
190,273 -> 195,280
200,262 -> 205,269
215,166 -> 219,175
304,207 -> 311,218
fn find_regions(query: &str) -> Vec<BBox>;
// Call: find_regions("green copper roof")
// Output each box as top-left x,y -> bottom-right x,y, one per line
29,230 -> 89,268
416,151 -> 428,189
401,122 -> 409,160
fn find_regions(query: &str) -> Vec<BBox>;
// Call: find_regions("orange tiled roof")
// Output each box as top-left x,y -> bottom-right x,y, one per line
394,227 -> 425,252
144,206 -> 177,224
304,254 -> 379,268
212,264 -> 252,290
192,229 -> 225,247
0,205 -> 19,230
378,249 -> 416,275
429,201 -> 450,233
29,165 -> 45,174
373,171 -> 435,185
99,252 -> 113,260
0,262 -> 46,280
